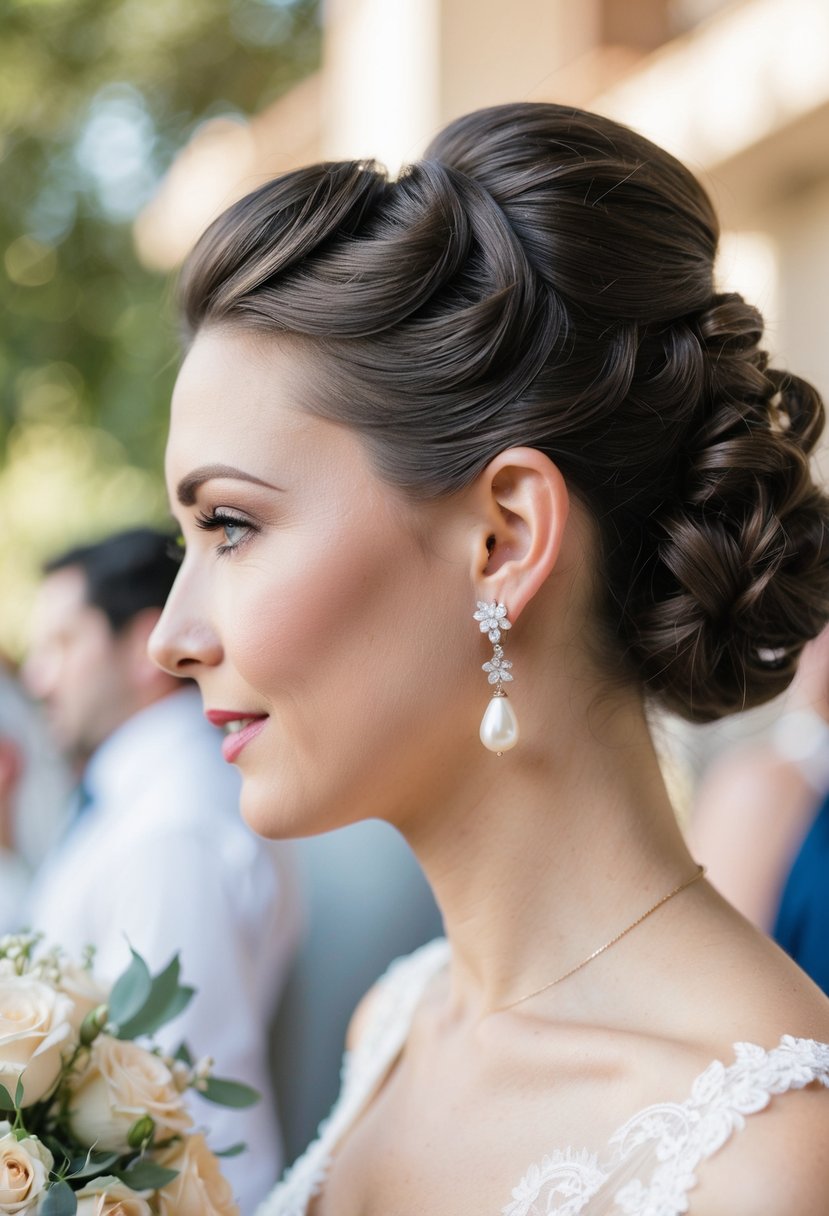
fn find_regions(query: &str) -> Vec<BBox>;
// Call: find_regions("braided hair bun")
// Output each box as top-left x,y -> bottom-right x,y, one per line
179,102 -> 829,722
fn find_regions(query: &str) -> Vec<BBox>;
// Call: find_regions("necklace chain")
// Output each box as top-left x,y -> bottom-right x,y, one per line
497,865 -> 707,1012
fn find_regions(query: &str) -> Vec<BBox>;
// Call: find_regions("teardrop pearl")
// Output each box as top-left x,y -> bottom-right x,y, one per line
480,695 -> 519,753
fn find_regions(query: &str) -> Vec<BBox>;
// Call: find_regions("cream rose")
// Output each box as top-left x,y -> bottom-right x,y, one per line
76,1177 -> 153,1216
69,1036 -> 192,1151
155,1133 -> 238,1216
0,976 -> 73,1106
0,1121 -> 53,1214
57,964 -> 109,1038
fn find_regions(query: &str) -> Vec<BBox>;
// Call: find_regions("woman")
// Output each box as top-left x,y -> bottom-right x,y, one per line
149,103 -> 829,1214
692,625 -> 829,992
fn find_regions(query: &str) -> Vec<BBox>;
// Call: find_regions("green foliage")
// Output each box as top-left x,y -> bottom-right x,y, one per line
67,1150 -> 122,1181
109,949 -> 194,1040
40,1180 -> 78,1216
107,947 -> 152,1028
198,1076 -> 260,1108
116,1160 -> 179,1190
214,1141 -> 247,1157
117,953 -> 194,1040
0,0 -> 321,654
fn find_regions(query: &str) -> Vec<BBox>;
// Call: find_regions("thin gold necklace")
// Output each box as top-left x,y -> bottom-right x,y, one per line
497,865 -> 707,1012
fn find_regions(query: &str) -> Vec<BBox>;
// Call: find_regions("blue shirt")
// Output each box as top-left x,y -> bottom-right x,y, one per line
773,790 -> 829,995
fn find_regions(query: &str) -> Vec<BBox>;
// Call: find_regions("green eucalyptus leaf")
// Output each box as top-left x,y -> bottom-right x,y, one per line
40,1181 -> 78,1216
214,1142 -> 246,1158
42,1136 -> 73,1171
116,1162 -> 179,1190
0,1083 -> 15,1112
173,1042 -> 193,1067
198,1077 -> 260,1108
119,975 -> 194,1041
67,1150 -> 122,1180
117,954 -> 181,1039
14,1077 -> 23,1108
108,948 -> 152,1028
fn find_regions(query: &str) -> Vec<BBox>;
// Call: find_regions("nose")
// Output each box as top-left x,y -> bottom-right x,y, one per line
148,576 -> 223,676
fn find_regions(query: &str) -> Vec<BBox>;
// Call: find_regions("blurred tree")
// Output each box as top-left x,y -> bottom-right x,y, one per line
1,0 -> 320,462
0,0 -> 320,653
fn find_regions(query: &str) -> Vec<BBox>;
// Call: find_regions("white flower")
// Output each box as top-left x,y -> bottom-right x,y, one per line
482,656 -> 513,684
57,963 -> 110,1038
0,1126 -> 53,1214
0,975 -> 74,1106
69,1036 -> 192,1152
473,600 -> 511,644
155,1133 -> 239,1216
76,1177 -> 153,1216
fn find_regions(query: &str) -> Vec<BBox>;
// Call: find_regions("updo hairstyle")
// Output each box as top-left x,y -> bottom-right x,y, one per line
178,102 -> 829,723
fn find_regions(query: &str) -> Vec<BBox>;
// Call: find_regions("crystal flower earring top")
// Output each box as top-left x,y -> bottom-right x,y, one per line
473,600 -> 519,754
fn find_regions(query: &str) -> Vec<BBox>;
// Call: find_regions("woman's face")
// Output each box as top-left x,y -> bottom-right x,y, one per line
150,327 -> 481,838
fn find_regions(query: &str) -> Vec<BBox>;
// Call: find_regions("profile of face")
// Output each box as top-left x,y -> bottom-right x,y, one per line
149,328 -> 505,840
23,567 -> 142,764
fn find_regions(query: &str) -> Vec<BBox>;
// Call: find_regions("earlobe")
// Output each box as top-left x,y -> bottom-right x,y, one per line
471,447 -> 569,620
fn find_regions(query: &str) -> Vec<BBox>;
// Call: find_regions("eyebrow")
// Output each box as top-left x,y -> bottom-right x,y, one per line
176,464 -> 284,506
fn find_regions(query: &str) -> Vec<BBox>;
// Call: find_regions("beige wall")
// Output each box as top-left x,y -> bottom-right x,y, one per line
137,0 -> 829,433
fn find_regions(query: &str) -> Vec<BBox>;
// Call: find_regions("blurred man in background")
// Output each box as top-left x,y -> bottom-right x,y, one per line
0,654 -> 70,930
22,528 -> 301,1213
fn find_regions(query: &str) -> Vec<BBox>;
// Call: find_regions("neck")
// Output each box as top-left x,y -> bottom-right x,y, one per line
400,690 -> 695,1017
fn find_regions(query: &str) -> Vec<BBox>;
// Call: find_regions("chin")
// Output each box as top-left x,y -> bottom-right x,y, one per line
237,777 -> 359,841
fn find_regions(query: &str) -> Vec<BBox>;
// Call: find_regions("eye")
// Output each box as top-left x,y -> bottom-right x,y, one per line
195,509 -> 256,555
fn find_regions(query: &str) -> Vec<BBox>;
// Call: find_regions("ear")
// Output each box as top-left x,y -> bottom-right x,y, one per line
469,447 -> 569,621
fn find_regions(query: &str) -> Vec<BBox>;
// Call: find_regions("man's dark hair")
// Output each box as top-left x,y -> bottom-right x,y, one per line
44,528 -> 180,633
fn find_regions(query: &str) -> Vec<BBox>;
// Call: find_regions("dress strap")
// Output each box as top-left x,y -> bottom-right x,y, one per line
258,938 -> 449,1216
610,1036 -> 829,1214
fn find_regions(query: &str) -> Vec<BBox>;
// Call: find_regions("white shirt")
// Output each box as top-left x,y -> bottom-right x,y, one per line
28,688 -> 301,1214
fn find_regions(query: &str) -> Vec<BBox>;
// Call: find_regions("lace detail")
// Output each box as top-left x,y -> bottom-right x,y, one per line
503,1149 -> 606,1216
506,1036 -> 829,1216
256,939 -> 451,1216
256,939 -> 829,1216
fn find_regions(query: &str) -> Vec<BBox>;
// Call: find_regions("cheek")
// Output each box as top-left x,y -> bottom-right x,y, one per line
227,521 -> 427,704
220,516 -> 475,800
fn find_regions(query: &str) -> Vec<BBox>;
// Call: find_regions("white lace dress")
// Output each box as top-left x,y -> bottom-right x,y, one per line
258,939 -> 829,1216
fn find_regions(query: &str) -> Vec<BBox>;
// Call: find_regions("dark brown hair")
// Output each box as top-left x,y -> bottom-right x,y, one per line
178,102 -> 829,723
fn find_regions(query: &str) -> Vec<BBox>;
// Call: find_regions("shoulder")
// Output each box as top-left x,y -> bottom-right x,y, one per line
684,1041 -> 829,1215
346,938 -> 450,1051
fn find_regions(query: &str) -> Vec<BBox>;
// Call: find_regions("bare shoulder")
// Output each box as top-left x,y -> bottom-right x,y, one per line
688,1076 -> 829,1215
667,885 -> 829,1044
345,981 -> 384,1051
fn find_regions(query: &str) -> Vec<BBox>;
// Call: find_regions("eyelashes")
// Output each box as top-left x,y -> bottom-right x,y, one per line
194,508 -> 255,556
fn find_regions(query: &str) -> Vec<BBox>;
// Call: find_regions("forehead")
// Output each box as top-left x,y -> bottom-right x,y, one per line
31,567 -> 94,638
167,328 -> 319,478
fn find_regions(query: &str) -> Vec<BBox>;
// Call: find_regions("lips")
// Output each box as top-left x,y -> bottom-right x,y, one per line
205,710 -> 268,764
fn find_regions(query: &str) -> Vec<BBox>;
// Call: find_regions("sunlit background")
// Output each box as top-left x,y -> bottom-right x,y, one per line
2,0 -> 829,671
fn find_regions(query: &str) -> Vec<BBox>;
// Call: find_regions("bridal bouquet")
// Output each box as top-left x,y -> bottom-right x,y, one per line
0,933 -> 257,1215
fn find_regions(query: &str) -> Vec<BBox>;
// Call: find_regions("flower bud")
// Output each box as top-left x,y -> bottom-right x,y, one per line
127,1114 -> 156,1149
171,1061 -> 190,1093
79,1004 -> 110,1046
194,1056 -> 213,1082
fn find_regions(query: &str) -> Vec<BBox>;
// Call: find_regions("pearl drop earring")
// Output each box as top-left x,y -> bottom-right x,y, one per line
473,600 -> 519,754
